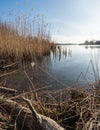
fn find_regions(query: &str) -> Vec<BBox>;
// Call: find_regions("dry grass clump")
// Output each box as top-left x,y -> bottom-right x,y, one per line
0,87 -> 99,130
0,19 -> 55,62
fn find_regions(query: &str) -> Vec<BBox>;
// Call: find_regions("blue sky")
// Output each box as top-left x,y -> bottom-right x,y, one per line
0,0 -> 100,43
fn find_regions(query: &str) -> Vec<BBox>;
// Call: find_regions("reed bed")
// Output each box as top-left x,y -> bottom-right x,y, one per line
0,17 -> 55,62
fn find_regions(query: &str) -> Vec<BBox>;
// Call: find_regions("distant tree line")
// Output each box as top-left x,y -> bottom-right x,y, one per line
84,40 -> 100,45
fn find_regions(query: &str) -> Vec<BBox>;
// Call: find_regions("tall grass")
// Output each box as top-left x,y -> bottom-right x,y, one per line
0,15 -> 55,61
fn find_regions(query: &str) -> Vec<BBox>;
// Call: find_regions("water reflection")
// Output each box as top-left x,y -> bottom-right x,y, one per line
84,45 -> 100,49
5,45 -> 100,91
62,48 -> 72,57
51,45 -> 72,61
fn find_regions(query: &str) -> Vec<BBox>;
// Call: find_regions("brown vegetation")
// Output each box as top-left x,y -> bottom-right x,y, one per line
0,17 -> 55,62
0,86 -> 100,130
0,12 -> 100,130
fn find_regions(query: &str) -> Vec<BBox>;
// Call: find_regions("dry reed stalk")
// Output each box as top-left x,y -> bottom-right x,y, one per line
0,87 -> 99,130
0,96 -> 65,130
0,16 -> 55,62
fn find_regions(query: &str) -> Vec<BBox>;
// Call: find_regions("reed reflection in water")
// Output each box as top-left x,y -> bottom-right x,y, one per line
5,45 -> 100,91
51,45 -> 72,61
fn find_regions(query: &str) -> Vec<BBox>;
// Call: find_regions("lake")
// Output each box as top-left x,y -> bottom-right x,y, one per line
50,45 -> 100,88
6,45 -> 100,91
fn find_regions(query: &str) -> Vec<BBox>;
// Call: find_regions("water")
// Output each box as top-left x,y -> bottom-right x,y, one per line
6,45 -> 100,91
50,45 -> 100,88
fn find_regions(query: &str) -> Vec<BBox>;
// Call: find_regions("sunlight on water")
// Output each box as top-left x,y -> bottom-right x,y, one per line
6,45 -> 100,90
50,45 -> 100,88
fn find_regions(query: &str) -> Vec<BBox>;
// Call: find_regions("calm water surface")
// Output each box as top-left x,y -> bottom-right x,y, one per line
7,45 -> 100,90
47,45 -> 100,88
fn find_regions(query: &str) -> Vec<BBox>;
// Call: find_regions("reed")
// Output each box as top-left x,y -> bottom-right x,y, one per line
0,60 -> 100,130
0,15 -> 55,62
0,87 -> 100,130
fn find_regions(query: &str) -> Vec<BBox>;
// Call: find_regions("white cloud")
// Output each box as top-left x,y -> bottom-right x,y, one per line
52,33 -> 100,43
52,16 -> 100,43
52,35 -> 87,43
51,19 -> 81,30
50,0 -> 100,43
